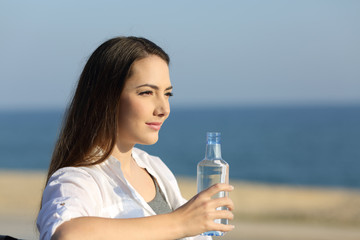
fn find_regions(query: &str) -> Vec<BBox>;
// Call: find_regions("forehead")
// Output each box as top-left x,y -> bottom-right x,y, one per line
125,55 -> 170,85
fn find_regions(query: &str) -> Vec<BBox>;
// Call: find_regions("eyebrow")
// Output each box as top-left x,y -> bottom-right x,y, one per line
136,84 -> 173,91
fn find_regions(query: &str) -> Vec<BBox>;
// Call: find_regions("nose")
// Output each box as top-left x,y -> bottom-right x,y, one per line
154,96 -> 170,118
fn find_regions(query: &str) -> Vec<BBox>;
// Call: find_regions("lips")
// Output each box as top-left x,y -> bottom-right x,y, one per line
146,122 -> 162,131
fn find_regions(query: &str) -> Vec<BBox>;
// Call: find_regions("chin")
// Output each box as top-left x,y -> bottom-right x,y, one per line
139,135 -> 159,145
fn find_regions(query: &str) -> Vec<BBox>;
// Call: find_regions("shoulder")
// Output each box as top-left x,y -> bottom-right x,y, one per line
44,166 -> 104,202
48,166 -> 98,186
39,167 -> 104,240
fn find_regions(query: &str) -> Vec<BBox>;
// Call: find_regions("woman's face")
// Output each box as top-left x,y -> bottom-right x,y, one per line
116,55 -> 172,148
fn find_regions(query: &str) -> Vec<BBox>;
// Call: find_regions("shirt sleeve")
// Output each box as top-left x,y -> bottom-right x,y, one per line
37,167 -> 102,240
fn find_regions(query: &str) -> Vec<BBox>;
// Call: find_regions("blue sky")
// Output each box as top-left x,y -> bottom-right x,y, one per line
1,0 -> 359,109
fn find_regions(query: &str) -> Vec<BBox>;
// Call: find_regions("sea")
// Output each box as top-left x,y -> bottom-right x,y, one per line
0,105 -> 359,189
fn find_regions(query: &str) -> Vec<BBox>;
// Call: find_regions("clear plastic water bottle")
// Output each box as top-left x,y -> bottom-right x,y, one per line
197,132 -> 229,236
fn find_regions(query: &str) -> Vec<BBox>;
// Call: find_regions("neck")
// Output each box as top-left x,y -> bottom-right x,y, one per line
111,142 -> 135,172
205,143 -> 222,160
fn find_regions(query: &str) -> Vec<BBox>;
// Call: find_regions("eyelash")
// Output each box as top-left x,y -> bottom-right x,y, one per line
139,91 -> 153,96
138,91 -> 173,97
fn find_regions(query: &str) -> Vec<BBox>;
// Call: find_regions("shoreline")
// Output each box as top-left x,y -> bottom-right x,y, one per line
1,170 -> 360,239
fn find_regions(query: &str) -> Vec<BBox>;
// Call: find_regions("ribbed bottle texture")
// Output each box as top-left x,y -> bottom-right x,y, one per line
197,132 -> 229,236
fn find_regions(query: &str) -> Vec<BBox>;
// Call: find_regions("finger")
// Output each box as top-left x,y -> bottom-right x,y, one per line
211,197 -> 234,211
211,222 -> 235,233
210,210 -> 234,221
202,183 -> 234,197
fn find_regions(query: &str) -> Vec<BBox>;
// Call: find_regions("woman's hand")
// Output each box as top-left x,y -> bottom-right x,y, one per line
172,183 -> 235,237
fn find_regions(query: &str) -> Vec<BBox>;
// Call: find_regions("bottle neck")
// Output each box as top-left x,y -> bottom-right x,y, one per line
205,143 -> 222,160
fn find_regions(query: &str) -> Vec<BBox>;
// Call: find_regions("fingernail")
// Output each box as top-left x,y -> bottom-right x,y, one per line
230,185 -> 234,190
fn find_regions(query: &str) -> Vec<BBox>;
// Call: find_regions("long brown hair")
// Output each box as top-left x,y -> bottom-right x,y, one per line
46,36 -> 170,184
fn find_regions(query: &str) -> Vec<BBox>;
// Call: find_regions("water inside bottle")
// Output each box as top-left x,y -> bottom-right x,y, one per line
197,161 -> 228,236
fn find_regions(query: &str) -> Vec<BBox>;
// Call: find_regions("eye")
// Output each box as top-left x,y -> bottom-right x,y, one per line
139,91 -> 153,96
165,92 -> 173,97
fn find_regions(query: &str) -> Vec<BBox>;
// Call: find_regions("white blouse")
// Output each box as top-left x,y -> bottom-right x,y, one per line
37,147 -> 211,240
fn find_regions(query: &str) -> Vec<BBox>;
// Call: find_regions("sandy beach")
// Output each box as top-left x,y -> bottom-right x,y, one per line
1,170 -> 360,240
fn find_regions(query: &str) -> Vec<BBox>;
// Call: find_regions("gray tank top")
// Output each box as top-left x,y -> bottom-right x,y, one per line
147,176 -> 173,215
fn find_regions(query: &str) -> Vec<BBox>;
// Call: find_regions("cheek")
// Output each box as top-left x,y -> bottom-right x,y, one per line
125,98 -> 151,121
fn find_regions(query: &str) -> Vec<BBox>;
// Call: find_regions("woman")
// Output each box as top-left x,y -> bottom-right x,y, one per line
37,36 -> 234,240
